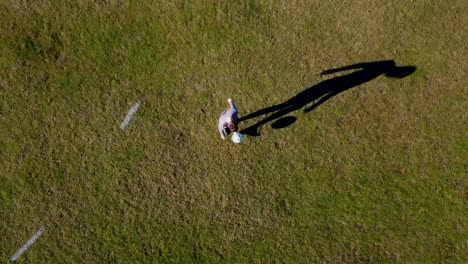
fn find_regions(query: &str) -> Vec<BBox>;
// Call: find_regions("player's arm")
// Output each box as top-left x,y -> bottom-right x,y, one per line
218,123 -> 227,140
227,98 -> 237,111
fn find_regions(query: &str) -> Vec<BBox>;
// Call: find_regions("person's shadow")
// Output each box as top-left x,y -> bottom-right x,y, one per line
239,60 -> 416,136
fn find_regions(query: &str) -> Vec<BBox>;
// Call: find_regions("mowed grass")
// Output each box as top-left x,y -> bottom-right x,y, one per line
0,0 -> 467,262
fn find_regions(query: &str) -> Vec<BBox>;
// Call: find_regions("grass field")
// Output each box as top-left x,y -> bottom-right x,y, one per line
1,1 -> 467,263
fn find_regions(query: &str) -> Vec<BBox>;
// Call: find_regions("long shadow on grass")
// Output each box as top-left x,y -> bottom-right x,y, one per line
239,60 -> 416,136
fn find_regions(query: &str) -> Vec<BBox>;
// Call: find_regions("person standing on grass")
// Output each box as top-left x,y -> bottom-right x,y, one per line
218,98 -> 240,140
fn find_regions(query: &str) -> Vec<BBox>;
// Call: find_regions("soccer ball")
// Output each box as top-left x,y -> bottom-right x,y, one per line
231,132 -> 244,144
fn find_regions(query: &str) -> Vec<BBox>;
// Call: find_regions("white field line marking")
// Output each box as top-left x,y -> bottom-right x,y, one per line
120,101 -> 141,131
10,227 -> 45,262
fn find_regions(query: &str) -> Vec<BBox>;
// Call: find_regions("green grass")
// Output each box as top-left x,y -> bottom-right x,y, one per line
1,1 -> 467,263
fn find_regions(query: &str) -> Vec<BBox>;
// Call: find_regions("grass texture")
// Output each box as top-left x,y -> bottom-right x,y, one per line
0,1 -> 467,263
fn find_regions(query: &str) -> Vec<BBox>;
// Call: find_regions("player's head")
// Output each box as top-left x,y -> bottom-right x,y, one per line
228,121 -> 238,132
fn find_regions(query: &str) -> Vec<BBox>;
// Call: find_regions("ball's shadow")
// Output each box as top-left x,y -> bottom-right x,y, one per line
239,60 -> 416,137
271,116 -> 297,129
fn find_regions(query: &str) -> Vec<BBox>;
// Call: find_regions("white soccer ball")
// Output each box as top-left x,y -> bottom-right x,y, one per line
231,132 -> 244,144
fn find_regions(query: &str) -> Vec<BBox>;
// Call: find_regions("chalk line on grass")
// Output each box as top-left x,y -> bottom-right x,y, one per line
10,227 -> 45,262
120,101 -> 141,131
